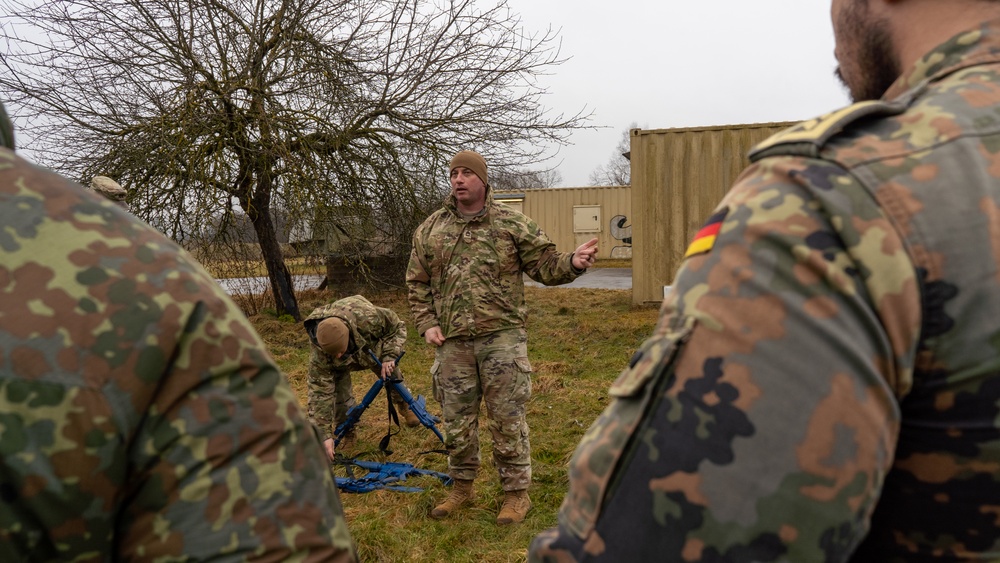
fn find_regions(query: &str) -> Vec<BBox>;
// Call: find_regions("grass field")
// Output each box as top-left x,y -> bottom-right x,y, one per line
250,285 -> 659,562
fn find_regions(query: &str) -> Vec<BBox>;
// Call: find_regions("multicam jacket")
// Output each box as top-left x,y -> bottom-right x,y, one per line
407,191 -> 582,339
0,147 -> 356,562
303,294 -> 407,439
529,21 -> 1000,563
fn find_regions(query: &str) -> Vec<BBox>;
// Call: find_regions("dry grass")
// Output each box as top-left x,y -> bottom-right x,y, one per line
251,286 -> 659,563
591,258 -> 631,269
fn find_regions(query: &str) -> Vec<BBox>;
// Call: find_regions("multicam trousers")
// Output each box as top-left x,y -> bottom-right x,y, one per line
432,328 -> 533,491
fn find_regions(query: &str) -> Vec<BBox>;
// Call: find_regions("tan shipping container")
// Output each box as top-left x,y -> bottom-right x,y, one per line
493,185 -> 632,260
630,122 -> 796,306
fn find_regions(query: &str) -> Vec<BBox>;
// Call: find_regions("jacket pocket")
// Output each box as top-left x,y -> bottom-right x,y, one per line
559,315 -> 696,539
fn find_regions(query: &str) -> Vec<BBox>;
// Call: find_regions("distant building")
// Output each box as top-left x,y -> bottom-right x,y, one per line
629,122 -> 796,305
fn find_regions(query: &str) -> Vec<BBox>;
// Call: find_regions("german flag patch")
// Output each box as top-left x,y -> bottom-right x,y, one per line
683,207 -> 729,259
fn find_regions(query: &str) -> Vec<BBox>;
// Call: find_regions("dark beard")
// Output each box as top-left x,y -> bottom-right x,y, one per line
835,9 -> 901,101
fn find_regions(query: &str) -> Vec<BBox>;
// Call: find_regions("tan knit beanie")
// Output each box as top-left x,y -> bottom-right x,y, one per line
449,150 -> 488,186
316,318 -> 349,357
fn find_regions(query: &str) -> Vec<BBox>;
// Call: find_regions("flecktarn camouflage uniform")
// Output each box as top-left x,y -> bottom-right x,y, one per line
0,135 -> 356,561
530,22 -> 1000,563
407,190 -> 582,489
303,294 -> 411,440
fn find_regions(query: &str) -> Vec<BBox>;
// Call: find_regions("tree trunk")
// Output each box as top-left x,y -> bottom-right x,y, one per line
244,188 -> 300,321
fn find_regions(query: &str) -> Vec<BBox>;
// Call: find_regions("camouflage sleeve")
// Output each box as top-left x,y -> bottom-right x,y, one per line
406,226 -> 439,336
308,348 -> 339,441
513,213 -> 580,286
529,156 -> 921,562
374,306 -> 407,360
0,153 -> 356,561
123,298 -> 357,562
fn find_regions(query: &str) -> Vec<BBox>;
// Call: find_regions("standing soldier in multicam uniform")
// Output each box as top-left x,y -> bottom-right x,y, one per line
0,102 -> 357,561
529,0 -> 1000,561
406,150 -> 599,525
303,294 -> 420,458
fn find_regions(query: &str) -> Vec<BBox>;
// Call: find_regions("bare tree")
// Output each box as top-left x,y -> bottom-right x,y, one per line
0,0 -> 588,319
589,123 -> 637,186
490,166 -> 563,191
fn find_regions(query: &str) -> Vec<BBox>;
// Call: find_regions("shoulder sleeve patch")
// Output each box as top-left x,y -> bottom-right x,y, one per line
749,100 -> 907,162
683,207 -> 729,259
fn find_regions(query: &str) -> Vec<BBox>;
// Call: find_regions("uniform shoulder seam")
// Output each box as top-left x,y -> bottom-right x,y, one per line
749,100 -> 908,162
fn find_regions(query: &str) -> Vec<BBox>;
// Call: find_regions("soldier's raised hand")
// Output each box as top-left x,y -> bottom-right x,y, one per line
572,237 -> 599,270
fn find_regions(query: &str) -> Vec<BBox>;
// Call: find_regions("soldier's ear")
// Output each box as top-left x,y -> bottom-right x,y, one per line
0,102 -> 14,151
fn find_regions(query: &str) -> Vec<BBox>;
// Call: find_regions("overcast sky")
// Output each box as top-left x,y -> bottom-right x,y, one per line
5,1 -> 849,189
504,0 -> 851,186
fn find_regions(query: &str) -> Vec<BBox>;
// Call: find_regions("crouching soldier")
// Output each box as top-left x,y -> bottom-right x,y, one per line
304,295 -> 420,459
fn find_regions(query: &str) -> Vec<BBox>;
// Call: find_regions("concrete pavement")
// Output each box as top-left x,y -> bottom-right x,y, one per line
523,268 -> 631,290
215,274 -> 325,295
216,269 -> 633,295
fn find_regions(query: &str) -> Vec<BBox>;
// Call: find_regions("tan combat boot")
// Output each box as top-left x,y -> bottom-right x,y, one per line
430,479 -> 474,519
399,403 -> 421,428
496,490 -> 532,525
